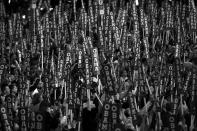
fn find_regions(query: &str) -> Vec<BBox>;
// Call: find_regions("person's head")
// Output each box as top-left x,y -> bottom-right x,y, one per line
5,86 -> 10,95
124,108 -> 131,117
12,85 -> 18,94
166,103 -> 173,113
32,93 -> 42,105
123,70 -> 128,77
121,68 -> 128,78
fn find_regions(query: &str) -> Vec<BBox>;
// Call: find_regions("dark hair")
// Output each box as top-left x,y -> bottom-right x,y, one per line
166,103 -> 172,112
1,82 -> 8,93
122,101 -> 130,109
124,109 -> 131,117
9,85 -> 14,92
32,93 -> 41,105
120,68 -> 129,77
0,97 -> 2,105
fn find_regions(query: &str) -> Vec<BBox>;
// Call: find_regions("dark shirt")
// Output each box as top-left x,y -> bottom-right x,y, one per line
82,98 -> 99,131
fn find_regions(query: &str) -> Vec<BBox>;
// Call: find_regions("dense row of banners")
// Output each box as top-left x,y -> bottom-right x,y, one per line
0,0 -> 197,131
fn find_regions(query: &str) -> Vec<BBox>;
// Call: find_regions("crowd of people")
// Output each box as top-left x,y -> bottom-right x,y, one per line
0,0 -> 197,131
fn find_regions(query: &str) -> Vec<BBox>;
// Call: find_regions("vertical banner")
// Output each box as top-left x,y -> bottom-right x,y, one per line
190,72 -> 196,114
88,55 -> 93,84
128,91 -> 138,127
18,108 -> 27,131
175,58 -> 182,93
35,112 -> 44,131
127,58 -> 133,82
168,91 -> 178,131
103,64 -> 116,95
183,71 -> 191,95
111,103 -> 120,130
98,0 -> 104,29
29,112 -> 36,130
104,6 -> 109,50
0,106 -> 11,131
169,65 -> 174,102
85,56 -> 91,89
19,80 -> 27,131
94,0 -> 98,30
66,52 -> 73,109
93,48 -> 99,76
0,63 -> 5,85
99,26 -> 104,60
73,80 -> 78,111
78,49 -> 83,76
31,0 -> 37,55
100,102 -> 111,131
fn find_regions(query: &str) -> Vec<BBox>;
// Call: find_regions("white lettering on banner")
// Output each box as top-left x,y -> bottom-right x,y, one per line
112,113 -> 117,123
3,113 -> 7,119
89,64 -> 93,78
128,93 -> 137,125
36,114 -> 43,121
112,105 -> 117,112
32,112 -> 35,120
99,0 -> 103,5
104,65 -> 114,94
36,114 -> 43,130
93,49 -> 99,72
140,9 -> 144,25
104,66 -> 108,70
104,111 -> 109,117
101,103 -> 110,130
20,109 -> 25,115
169,117 -> 174,122
31,123 -> 35,129
85,58 -> 90,85
105,104 -> 110,110
78,51 -> 82,68
31,112 -> 35,129
5,120 -> 9,126
174,98 -> 178,111
21,115 -> 26,121
37,123 -> 42,129
0,65 -> 4,69
103,117 -> 108,123
59,57 -> 64,78
99,0 -> 104,15
0,107 -> 5,113
169,115 -> 175,131
1,107 -> 11,130
112,104 -> 118,125
7,97 -> 11,102
22,121 -> 26,127
102,124 -> 108,130
66,53 -> 71,63
20,108 -> 27,130
99,27 -> 104,47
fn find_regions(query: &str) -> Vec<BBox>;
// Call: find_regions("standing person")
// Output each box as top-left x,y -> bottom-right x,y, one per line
119,69 -> 131,93
82,93 -> 99,131
4,83 -> 18,130
1,83 -> 10,105
11,84 -> 19,131
0,83 -> 12,131
30,93 -> 61,131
